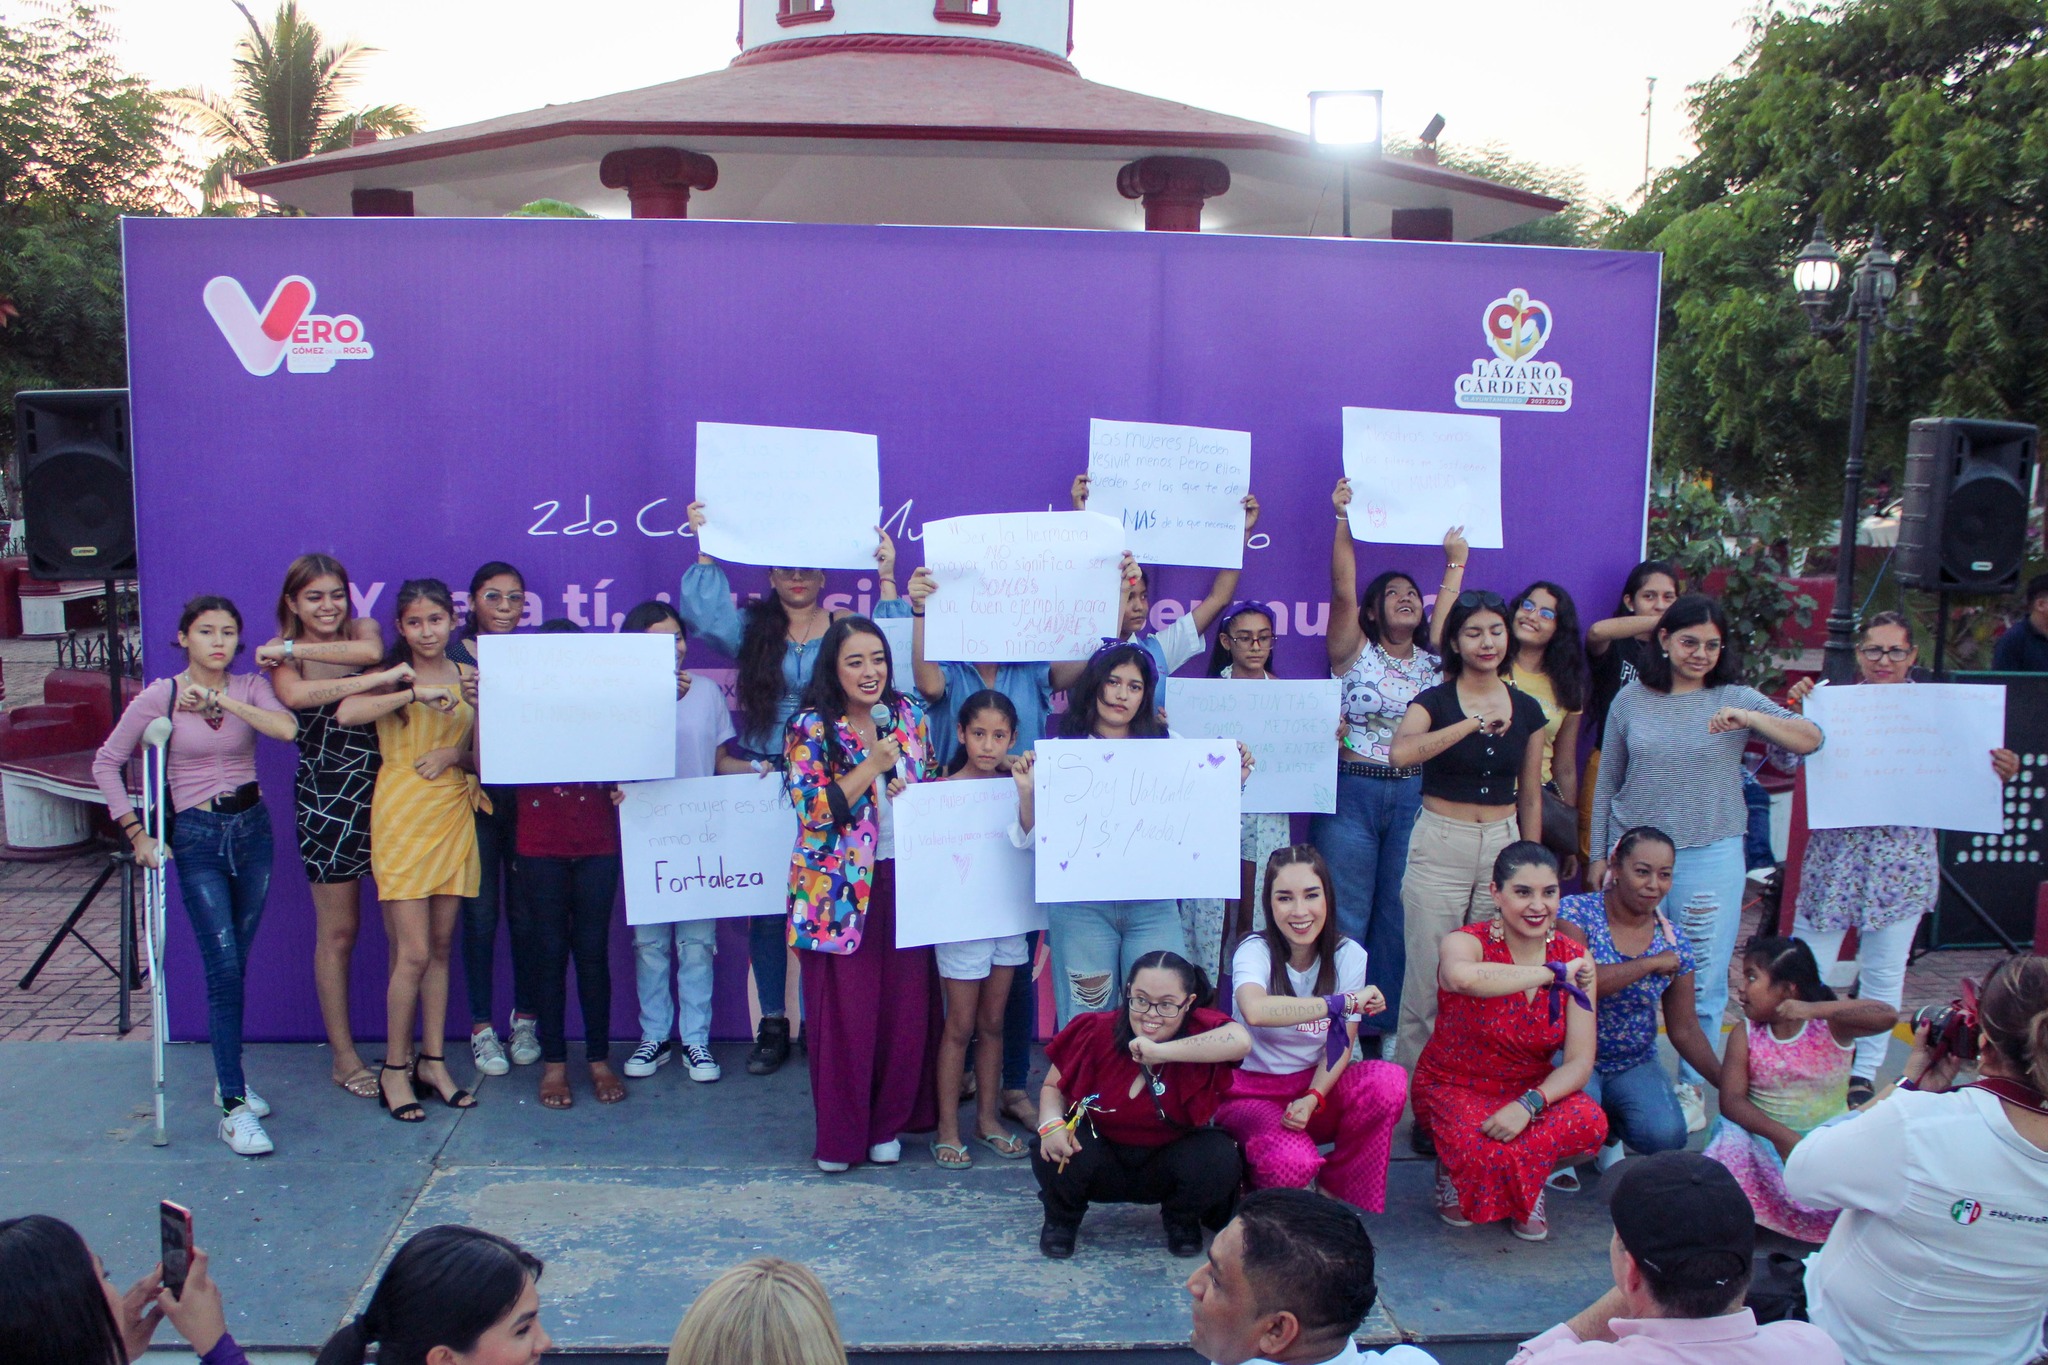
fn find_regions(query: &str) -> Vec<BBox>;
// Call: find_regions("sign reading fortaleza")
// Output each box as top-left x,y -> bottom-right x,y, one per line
618,772 -> 796,925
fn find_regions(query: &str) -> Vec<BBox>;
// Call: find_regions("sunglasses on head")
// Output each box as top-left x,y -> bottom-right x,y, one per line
1456,590 -> 1507,611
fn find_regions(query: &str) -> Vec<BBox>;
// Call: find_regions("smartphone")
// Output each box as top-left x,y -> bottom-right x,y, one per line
159,1200 -> 193,1299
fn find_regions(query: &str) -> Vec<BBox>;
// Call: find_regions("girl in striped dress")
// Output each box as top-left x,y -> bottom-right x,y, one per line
1704,937 -> 1898,1240
338,579 -> 484,1123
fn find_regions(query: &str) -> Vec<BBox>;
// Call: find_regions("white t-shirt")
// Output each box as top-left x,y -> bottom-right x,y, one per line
1231,1340 -> 1438,1365
1231,936 -> 1369,1076
675,677 -> 736,779
1785,1086 -> 2048,1365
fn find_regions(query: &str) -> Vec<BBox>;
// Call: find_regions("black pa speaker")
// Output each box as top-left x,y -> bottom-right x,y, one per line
13,388 -> 134,580
1896,416 -> 2035,594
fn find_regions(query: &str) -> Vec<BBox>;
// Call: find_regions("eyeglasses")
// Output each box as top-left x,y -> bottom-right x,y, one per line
1671,635 -> 1723,654
1858,645 -> 1913,662
1519,599 -> 1557,621
1127,992 -> 1191,1018
1228,631 -> 1275,646
478,590 -> 525,607
1457,590 -> 1507,611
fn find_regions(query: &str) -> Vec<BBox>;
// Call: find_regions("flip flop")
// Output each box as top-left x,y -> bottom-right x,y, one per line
1544,1166 -> 1583,1194
931,1141 -> 972,1170
976,1130 -> 1029,1159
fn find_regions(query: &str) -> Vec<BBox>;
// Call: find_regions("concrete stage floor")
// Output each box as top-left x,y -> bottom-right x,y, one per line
3,1039 -> 1679,1363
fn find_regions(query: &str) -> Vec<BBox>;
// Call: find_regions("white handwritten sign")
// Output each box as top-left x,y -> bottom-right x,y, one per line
1804,683 -> 2006,834
1165,678 -> 1340,814
894,780 -> 1045,948
1086,419 -> 1250,568
617,772 -> 797,925
694,421 -> 880,569
874,614 -> 915,692
477,634 -> 677,784
1032,737 -> 1240,902
1341,407 -> 1503,549
921,511 -> 1123,663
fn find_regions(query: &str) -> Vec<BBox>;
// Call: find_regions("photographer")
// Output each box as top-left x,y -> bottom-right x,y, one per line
1785,955 -> 2048,1365
0,1214 -> 242,1365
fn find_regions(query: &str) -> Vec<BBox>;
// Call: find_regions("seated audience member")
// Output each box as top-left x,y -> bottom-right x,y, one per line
1703,937 -> 1896,1242
314,1224 -> 547,1365
1512,1151 -> 1844,1363
1033,951 -> 1253,1259
1558,827 -> 1722,1158
1187,1188 -> 1438,1365
0,1214 -> 242,1365
1786,955 -> 2048,1365
1411,842 -> 1605,1242
666,1257 -> 847,1365
1990,572 -> 2048,672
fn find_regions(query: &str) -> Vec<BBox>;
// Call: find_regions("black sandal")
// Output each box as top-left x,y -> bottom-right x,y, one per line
378,1060 -> 425,1123
413,1054 -> 477,1109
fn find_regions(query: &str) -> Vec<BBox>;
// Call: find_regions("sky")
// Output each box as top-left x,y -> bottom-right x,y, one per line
90,0 -> 1770,207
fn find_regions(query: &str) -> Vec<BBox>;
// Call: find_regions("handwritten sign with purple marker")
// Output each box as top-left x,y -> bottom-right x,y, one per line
894,779 -> 1044,948
617,772 -> 795,925
1031,738 -> 1241,902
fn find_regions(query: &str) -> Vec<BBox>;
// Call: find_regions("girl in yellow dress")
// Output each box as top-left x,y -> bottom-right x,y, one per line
338,579 -> 485,1121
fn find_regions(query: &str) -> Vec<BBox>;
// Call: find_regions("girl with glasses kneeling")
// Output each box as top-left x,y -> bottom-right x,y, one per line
1032,951 -> 1252,1260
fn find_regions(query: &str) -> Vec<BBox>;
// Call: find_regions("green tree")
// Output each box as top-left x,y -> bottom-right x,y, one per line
173,1 -> 420,210
1607,0 -> 2048,533
0,1 -> 189,505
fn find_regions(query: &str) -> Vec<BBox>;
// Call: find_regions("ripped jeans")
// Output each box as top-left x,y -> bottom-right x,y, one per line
1045,899 -> 1187,1030
169,804 -> 274,1103
1668,835 -> 1747,1086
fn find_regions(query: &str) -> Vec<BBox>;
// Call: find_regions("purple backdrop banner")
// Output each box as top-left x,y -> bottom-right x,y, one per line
121,217 -> 1660,1044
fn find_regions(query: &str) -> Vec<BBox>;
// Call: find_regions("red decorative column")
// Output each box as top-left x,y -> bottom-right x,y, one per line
350,188 -> 414,217
1117,156 -> 1230,232
599,147 -> 720,219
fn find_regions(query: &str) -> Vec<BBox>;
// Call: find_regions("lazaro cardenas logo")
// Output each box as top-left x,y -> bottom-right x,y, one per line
1453,287 -> 1573,413
203,275 -> 373,376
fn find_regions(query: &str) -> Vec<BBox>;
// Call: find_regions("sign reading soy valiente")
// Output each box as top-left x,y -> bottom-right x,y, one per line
618,772 -> 795,925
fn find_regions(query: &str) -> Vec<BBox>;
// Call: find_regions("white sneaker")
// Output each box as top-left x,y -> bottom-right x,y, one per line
624,1039 -> 671,1078
218,1104 -> 274,1157
213,1084 -> 269,1119
508,1016 -> 542,1066
1596,1139 -> 1627,1173
682,1044 -> 722,1083
816,1159 -> 851,1173
471,1027 -> 510,1077
1677,1082 -> 1707,1134
867,1139 -> 902,1164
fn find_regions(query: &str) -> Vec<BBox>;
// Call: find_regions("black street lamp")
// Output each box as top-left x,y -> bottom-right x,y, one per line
1791,216 -> 1913,683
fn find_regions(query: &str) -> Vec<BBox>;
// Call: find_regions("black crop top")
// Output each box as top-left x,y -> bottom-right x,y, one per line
1413,680 -> 1548,805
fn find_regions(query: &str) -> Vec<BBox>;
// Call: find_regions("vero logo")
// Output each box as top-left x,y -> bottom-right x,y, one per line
203,275 -> 373,376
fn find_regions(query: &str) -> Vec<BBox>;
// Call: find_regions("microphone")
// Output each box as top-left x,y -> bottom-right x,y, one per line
870,703 -> 909,785
142,717 -> 173,748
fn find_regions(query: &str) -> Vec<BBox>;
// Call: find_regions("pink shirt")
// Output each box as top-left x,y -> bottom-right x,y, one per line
93,674 -> 289,819
1512,1311 -> 1843,1365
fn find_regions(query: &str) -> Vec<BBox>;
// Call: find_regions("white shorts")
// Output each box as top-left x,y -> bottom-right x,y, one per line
934,933 -> 1031,982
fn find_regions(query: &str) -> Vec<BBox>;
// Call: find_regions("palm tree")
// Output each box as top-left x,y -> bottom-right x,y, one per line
173,1 -> 419,209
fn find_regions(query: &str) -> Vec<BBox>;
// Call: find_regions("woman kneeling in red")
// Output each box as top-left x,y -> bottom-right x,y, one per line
1412,840 -> 1606,1241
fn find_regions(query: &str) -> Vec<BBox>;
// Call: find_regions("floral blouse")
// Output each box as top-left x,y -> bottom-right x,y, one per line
783,694 -> 938,955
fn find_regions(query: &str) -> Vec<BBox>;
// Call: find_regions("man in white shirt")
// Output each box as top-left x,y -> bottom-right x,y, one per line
1512,1151 -> 1842,1364
1186,1187 -> 1437,1365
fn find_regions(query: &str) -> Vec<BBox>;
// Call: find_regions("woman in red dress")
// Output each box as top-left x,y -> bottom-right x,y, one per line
1411,841 -> 1605,1241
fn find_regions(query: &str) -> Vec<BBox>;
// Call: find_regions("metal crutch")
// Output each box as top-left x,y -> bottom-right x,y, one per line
140,716 -> 172,1146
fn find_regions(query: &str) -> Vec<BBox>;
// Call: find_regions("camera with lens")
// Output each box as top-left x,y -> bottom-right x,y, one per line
1911,980 -> 1982,1068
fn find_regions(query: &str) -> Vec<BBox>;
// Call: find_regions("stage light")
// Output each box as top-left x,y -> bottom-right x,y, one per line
1309,90 -> 1384,152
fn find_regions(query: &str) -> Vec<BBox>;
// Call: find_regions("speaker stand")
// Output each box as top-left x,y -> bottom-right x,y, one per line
1931,589 -> 1950,678
102,577 -> 122,731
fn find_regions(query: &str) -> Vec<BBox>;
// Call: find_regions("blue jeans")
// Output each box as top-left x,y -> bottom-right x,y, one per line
461,791 -> 539,1027
1309,770 -> 1421,1030
1741,769 -> 1776,872
170,805 -> 274,1102
633,917 -> 717,1049
1586,1056 -> 1688,1154
750,914 -> 789,1019
1670,835 -> 1747,1086
526,854 -> 619,1064
1002,929 -> 1041,1090
1046,900 -> 1186,1029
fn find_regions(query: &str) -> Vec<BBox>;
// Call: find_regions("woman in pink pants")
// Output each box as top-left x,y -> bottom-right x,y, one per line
1217,846 -> 1407,1210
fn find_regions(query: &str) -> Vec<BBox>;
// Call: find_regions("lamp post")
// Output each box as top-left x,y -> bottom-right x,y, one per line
1791,216 -> 1912,683
1308,90 -> 1383,238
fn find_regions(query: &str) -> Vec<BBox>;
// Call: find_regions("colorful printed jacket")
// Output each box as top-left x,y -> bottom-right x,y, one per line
783,695 -> 938,954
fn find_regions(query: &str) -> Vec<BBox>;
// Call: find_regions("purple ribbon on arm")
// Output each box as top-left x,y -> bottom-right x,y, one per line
1321,995 -> 1351,1068
1544,962 -> 1593,1024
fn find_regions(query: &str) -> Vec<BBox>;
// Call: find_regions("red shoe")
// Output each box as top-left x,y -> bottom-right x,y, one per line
1434,1162 -> 1472,1228
1512,1191 -> 1549,1242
